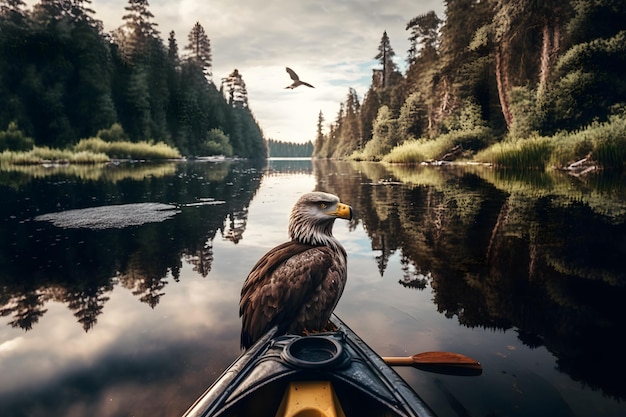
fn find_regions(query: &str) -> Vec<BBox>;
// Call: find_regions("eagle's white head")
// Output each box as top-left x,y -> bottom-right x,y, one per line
288,192 -> 352,247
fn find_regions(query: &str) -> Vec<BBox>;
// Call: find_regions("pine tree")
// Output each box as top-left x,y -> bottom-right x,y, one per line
222,69 -> 248,108
326,103 -> 344,157
167,30 -> 180,69
374,31 -> 398,88
0,0 -> 29,134
437,0 -> 495,129
112,0 -> 172,142
313,110 -> 326,157
31,0 -> 97,25
334,88 -> 361,156
406,11 -> 441,63
120,0 -> 159,61
359,88 -> 380,145
185,22 -> 212,80
166,31 -> 181,143
404,10 -> 445,136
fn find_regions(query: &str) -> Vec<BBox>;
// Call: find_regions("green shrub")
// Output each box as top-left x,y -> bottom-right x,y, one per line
348,149 -> 366,161
509,86 -> 542,139
74,137 -> 110,154
202,129 -> 233,156
0,122 -> 34,152
397,92 -> 427,141
458,100 -> 487,132
440,100 -> 487,133
96,123 -> 129,142
360,106 -> 398,161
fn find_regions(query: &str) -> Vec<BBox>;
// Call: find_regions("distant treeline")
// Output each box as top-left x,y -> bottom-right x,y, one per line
267,139 -> 313,158
315,0 -> 626,166
0,0 -> 266,159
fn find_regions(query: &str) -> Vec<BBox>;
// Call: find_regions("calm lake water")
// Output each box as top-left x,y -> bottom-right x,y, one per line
1,158 -> 625,417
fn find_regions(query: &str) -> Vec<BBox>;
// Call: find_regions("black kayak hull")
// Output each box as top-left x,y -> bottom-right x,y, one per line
183,314 -> 437,417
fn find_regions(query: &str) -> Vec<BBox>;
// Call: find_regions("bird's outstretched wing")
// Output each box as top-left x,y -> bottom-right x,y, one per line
286,67 -> 300,81
284,67 -> 315,88
239,241 -> 340,349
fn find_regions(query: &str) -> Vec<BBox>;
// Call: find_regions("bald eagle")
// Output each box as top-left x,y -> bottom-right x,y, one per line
285,67 -> 315,89
239,192 -> 352,349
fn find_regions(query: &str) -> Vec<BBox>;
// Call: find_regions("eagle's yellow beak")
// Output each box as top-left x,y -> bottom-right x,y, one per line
332,203 -> 353,220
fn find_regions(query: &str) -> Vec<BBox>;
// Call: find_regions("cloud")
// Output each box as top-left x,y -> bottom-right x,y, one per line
0,266 -> 241,394
23,0 -> 446,142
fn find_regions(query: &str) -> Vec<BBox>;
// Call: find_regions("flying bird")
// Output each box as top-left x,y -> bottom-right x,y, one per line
239,191 -> 352,349
284,67 -> 315,89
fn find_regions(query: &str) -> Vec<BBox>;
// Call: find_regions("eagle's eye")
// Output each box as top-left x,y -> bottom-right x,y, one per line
319,203 -> 327,209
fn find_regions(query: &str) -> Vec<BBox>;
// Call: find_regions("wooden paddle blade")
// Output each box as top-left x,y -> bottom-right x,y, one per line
413,351 -> 482,367
383,351 -> 482,376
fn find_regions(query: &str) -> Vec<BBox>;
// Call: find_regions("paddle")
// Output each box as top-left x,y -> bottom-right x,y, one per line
382,351 -> 483,376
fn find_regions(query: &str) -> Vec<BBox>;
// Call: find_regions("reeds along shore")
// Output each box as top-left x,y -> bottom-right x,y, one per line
1,137 -> 181,166
379,114 -> 626,171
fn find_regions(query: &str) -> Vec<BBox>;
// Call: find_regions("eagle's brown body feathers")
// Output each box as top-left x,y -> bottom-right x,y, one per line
239,192 -> 352,349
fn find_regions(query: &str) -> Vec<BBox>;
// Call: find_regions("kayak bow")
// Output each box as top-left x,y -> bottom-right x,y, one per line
183,315 -> 440,417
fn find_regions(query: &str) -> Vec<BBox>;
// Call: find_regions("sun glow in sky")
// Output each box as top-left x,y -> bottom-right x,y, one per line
24,0 -> 445,143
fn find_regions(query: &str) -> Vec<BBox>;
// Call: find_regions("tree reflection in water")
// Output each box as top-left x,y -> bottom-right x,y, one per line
316,159 -> 626,400
0,160 -> 264,332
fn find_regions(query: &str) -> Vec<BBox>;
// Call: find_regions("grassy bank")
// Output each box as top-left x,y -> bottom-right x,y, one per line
382,127 -> 491,164
0,147 -> 110,166
381,113 -> 626,171
475,115 -> 626,170
0,122 -> 182,167
0,138 -> 181,167
74,137 -> 181,160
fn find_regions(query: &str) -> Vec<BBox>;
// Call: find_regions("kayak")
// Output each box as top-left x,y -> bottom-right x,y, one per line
183,314 -> 438,417
182,314 -> 438,417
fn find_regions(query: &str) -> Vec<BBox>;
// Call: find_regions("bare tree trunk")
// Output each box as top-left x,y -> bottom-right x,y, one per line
538,19 -> 561,99
495,45 -> 513,129
426,102 -> 433,133
440,76 -> 450,113
538,23 -> 552,98
552,22 -> 560,56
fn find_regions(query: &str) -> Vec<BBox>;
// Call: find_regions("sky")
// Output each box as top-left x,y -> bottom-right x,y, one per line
25,0 -> 446,143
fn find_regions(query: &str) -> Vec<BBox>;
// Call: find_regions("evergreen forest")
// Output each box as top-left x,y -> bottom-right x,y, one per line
267,139 -> 313,157
0,0 -> 267,159
2,0 -> 625,168
314,0 -> 626,170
